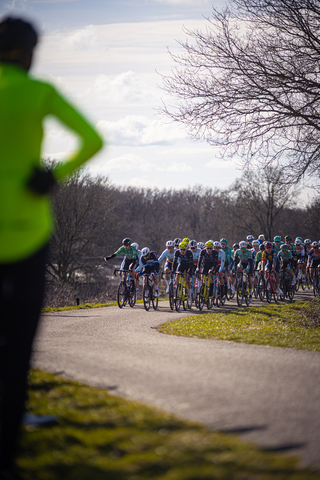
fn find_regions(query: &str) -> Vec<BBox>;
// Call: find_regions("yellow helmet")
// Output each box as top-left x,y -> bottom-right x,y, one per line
179,242 -> 188,249
205,240 -> 213,247
183,237 -> 190,245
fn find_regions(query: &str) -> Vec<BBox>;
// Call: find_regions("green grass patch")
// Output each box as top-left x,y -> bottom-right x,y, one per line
18,369 -> 320,479
158,300 -> 320,351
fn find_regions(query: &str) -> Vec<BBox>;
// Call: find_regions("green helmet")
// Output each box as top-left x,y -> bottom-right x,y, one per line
220,238 -> 227,244
273,236 -> 281,242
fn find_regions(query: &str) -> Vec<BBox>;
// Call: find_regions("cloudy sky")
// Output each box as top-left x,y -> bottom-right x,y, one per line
0,0 -> 312,200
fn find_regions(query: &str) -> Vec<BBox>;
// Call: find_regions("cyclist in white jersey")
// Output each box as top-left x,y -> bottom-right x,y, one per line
158,240 -> 176,293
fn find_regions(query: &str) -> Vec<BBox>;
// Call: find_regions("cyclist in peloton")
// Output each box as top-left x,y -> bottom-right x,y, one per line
104,238 -> 138,280
140,247 -> 160,297
273,236 -> 283,252
190,240 -> 201,294
173,241 -> 194,303
158,240 -> 176,293
278,244 -> 296,285
307,241 -> 320,282
235,241 -> 254,300
220,238 -> 233,296
196,240 -> 219,298
262,241 -> 281,296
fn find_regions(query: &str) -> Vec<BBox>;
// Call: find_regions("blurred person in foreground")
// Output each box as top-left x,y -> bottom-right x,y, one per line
0,17 -> 103,479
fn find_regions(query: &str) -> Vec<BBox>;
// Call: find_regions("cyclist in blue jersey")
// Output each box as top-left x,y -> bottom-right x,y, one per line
158,240 -> 176,293
141,247 -> 160,297
235,241 -> 254,299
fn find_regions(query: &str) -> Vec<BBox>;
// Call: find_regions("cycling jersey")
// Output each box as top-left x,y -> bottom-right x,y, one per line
235,248 -> 253,264
0,63 -> 103,262
218,249 -> 225,272
278,250 -> 293,266
173,249 -> 194,274
262,249 -> 278,263
141,251 -> 159,273
191,247 -> 201,266
308,249 -> 320,261
295,244 -> 305,259
112,245 -> 137,260
221,245 -> 232,267
198,249 -> 219,274
158,248 -> 176,263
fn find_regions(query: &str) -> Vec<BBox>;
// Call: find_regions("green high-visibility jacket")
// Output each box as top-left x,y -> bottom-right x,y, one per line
0,63 -> 104,263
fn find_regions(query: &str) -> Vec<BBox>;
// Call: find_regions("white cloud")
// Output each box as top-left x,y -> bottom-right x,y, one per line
64,25 -> 100,51
96,153 -> 152,173
88,71 -> 158,104
97,115 -> 186,147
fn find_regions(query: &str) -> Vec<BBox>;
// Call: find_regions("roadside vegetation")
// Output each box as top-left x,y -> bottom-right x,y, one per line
158,299 -> 320,352
18,369 -> 320,480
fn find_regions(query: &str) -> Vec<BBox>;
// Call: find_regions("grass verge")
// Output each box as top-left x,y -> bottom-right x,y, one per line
18,369 -> 320,480
158,299 -> 320,351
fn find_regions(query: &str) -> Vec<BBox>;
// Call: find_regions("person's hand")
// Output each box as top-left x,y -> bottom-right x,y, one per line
104,256 -> 111,262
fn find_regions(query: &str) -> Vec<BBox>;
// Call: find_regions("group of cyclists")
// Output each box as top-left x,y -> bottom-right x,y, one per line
104,233 -> 320,308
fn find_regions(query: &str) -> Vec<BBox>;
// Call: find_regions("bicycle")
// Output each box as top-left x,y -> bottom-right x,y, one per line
311,266 -> 320,297
141,271 -> 158,311
236,269 -> 251,307
279,266 -> 294,301
257,270 -> 266,301
295,260 -> 307,291
197,274 -> 211,310
114,269 -> 136,309
161,271 -> 175,311
175,273 -> 191,312
266,269 -> 278,303
214,272 -> 225,307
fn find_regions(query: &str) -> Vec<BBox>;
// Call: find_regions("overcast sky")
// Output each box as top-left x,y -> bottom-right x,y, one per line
0,0 -> 313,201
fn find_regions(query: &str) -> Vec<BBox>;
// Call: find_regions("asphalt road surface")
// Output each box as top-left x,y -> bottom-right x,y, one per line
33,291 -> 320,469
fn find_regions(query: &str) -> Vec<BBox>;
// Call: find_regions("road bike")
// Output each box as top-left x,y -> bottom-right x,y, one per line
266,269 -> 279,303
175,273 -> 191,312
114,269 -> 136,308
311,266 -> 320,297
257,270 -> 266,301
161,271 -> 175,311
214,272 -> 226,307
141,272 -> 158,311
236,269 -> 251,307
198,274 -> 214,310
279,266 -> 294,301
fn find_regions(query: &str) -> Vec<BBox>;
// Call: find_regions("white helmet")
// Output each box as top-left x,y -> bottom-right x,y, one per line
189,239 -> 197,248
166,240 -> 174,247
213,241 -> 221,248
239,241 -> 247,248
141,247 -> 150,257
131,242 -> 139,250
252,240 -> 259,247
295,238 -> 302,245
197,242 -> 205,249
312,241 -> 319,248
246,235 -> 254,242
304,239 -> 311,245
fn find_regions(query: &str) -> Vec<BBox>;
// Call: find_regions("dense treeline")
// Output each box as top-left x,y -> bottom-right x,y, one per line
45,166 -> 318,299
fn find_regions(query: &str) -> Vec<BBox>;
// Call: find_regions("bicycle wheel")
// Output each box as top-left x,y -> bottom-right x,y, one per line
237,280 -> 243,306
143,284 -> 151,311
198,284 -> 205,311
175,283 -> 182,312
182,286 -> 187,310
152,284 -> 158,310
169,282 -> 175,310
129,280 -> 136,307
288,280 -> 295,300
117,281 -> 127,308
258,276 -> 265,301
245,283 -> 252,306
266,279 -> 272,303
279,276 -> 285,301
300,275 -> 306,290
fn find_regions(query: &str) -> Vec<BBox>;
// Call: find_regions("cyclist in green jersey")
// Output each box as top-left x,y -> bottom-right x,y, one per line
104,237 -> 138,279
0,17 -> 104,479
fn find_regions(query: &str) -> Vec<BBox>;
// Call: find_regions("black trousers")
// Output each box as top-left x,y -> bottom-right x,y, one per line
0,243 -> 48,469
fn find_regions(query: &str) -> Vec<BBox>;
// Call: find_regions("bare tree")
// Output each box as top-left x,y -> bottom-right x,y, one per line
159,0 -> 320,184
226,166 -> 299,240
48,169 -> 117,284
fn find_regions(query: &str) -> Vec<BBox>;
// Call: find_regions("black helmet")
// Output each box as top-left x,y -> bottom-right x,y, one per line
259,244 -> 265,251
232,243 -> 239,249
285,235 -> 292,241
122,237 -> 131,246
0,17 -> 38,55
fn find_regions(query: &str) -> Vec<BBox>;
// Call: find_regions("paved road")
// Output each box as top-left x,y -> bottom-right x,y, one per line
33,292 -> 320,469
